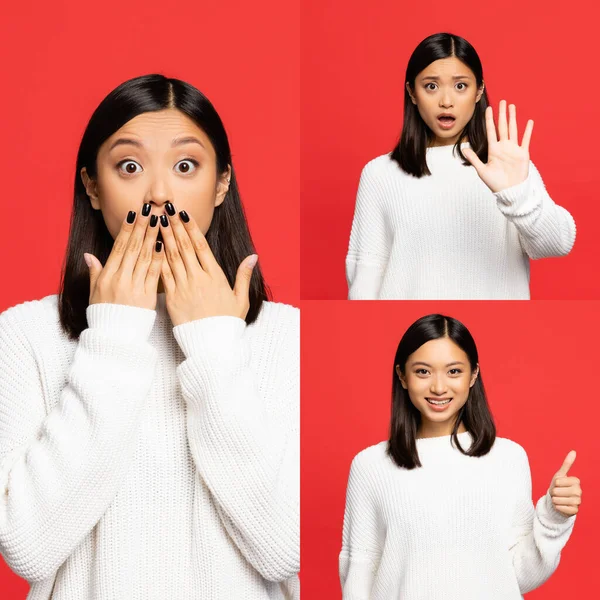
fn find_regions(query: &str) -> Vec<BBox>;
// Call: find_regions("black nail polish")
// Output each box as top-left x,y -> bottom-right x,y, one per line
150,215 -> 158,227
142,203 -> 151,217
165,202 -> 176,216
155,240 -> 163,252
160,215 -> 169,227
179,210 -> 190,223
127,211 -> 136,223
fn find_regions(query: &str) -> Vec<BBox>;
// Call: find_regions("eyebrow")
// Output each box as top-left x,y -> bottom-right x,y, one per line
411,361 -> 466,368
108,135 -> 205,152
421,75 -> 472,82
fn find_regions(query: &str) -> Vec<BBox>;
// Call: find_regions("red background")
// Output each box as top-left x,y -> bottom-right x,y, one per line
0,0 -> 298,594
0,0 -> 299,317
301,0 -> 599,300
301,300 -> 597,598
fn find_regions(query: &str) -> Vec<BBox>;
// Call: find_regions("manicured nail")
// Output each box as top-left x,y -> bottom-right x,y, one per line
160,215 -> 169,227
165,202 -> 176,216
155,240 -> 163,252
83,253 -> 93,268
247,254 -> 258,268
150,215 -> 158,227
142,203 -> 151,217
127,211 -> 136,223
179,210 -> 189,223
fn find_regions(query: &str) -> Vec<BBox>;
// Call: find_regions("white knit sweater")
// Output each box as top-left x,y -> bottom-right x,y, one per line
0,293 -> 299,600
346,145 -> 576,299
339,432 -> 576,599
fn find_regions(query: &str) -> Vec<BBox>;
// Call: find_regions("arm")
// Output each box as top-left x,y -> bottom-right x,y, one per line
509,447 -> 576,593
494,160 -> 576,259
0,302 -> 157,582
346,161 -> 391,299
339,453 -> 383,600
172,305 -> 299,582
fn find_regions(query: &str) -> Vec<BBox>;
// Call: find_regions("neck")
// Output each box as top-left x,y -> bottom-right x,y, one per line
417,418 -> 466,439
428,135 -> 468,148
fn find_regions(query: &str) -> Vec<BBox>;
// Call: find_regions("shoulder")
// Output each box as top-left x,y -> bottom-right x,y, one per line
360,154 -> 400,181
493,436 -> 529,465
253,301 -> 299,333
0,293 -> 61,339
350,441 -> 389,471
247,301 -> 299,357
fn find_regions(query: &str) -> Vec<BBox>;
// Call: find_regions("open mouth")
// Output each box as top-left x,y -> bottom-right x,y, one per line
437,114 -> 456,128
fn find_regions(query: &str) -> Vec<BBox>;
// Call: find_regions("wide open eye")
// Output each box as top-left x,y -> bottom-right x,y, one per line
117,160 -> 142,175
175,159 -> 199,174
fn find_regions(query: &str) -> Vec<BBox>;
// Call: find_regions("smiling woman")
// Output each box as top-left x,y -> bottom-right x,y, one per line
339,313 -> 581,600
0,74 -> 299,600
345,32 -> 577,300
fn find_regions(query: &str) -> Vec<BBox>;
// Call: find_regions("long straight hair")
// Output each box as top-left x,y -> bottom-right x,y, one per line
390,32 -> 490,177
59,74 -> 270,340
387,314 -> 496,469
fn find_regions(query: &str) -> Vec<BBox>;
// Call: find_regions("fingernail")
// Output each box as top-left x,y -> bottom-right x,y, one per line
160,215 -> 169,227
127,211 -> 136,224
247,254 -> 258,268
84,253 -> 92,268
155,240 -> 163,252
165,202 -> 176,216
142,203 -> 151,217
150,215 -> 158,227
179,210 -> 189,223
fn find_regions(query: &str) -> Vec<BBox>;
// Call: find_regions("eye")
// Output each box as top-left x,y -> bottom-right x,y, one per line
448,368 -> 463,375
456,82 -> 468,91
117,160 -> 142,175
425,83 -> 437,91
415,368 -> 430,376
175,159 -> 199,174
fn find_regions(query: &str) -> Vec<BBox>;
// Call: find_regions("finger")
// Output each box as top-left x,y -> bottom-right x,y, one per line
132,213 -> 161,286
233,254 -> 258,303
144,238 -> 165,293
178,210 -> 221,277
159,214 -> 187,285
552,495 -> 582,507
462,147 -> 485,171
486,105 -> 498,146
166,204 -> 203,277
521,119 -> 534,151
554,475 -> 580,488
552,505 -> 578,516
552,486 -> 581,498
556,450 -> 576,477
102,210 -> 138,276
84,253 -> 103,299
118,204 -> 153,276
160,251 -> 176,295
498,100 -> 508,141
508,104 -> 518,142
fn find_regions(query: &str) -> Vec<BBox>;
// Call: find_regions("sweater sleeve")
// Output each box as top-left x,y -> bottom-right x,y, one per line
346,160 -> 391,299
172,306 -> 299,583
494,160 -> 576,259
0,301 -> 157,583
339,452 -> 383,599
508,446 -> 576,593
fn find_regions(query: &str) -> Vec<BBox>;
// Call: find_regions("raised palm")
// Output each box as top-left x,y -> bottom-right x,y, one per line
463,100 -> 534,193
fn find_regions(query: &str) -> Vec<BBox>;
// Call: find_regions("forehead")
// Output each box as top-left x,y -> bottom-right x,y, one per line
103,108 -> 214,153
408,337 -> 469,363
418,57 -> 475,80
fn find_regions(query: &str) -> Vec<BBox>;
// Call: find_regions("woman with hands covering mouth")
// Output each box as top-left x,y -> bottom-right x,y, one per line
346,32 -> 576,300
340,314 -> 580,599
0,74 -> 299,600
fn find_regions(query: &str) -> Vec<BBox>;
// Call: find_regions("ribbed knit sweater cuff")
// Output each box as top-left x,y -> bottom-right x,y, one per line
538,490 -> 577,527
494,170 -> 539,215
86,302 -> 156,343
172,316 -> 246,362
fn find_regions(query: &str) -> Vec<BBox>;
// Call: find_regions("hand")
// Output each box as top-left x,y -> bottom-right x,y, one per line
548,450 -> 582,518
158,203 -> 258,327
84,204 -> 164,310
463,100 -> 534,193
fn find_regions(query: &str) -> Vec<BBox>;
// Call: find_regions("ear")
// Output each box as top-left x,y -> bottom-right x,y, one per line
395,365 -> 408,389
475,81 -> 485,104
215,165 -> 232,208
406,82 -> 417,105
470,364 -> 480,387
81,167 -> 101,210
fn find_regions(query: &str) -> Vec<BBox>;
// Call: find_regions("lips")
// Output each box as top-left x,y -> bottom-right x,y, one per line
426,398 -> 452,405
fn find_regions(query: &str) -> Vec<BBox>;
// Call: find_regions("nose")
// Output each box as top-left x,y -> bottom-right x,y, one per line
439,89 -> 453,109
430,375 -> 447,395
144,177 -> 173,215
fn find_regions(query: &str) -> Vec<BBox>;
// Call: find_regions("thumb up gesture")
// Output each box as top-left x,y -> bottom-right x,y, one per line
549,450 -> 582,518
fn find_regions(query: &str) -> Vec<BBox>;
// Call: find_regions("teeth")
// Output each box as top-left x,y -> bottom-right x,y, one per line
427,399 -> 451,406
